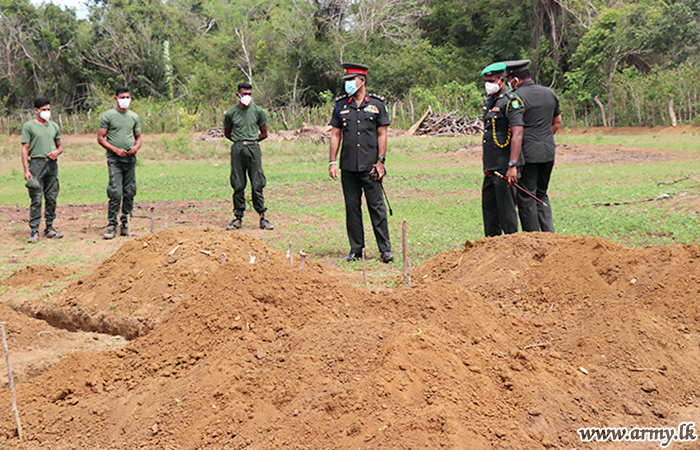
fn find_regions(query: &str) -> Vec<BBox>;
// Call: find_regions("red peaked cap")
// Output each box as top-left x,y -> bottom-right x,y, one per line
342,63 -> 369,80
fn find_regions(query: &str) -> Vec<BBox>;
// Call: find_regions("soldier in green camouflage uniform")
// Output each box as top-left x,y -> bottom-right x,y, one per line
21,97 -> 64,243
97,86 -> 142,239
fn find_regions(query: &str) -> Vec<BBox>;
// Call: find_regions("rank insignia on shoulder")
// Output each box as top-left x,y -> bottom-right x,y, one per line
334,94 -> 349,102
368,93 -> 385,102
365,105 -> 380,114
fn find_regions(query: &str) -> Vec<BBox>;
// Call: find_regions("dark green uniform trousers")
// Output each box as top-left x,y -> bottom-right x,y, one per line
341,170 -> 391,254
230,142 -> 267,218
482,170 -> 518,237
28,158 -> 59,232
107,153 -> 137,228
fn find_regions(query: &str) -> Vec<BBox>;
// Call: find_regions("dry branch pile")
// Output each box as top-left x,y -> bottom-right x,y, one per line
198,127 -> 225,141
410,108 -> 484,136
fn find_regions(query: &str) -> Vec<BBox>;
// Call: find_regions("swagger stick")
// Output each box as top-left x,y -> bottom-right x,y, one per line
493,171 -> 548,207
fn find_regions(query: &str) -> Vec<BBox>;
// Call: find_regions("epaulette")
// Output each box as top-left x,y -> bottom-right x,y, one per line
368,93 -> 386,102
334,94 -> 349,102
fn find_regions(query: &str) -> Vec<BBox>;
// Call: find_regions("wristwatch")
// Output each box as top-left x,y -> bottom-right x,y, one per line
508,160 -> 517,167
378,157 -> 386,163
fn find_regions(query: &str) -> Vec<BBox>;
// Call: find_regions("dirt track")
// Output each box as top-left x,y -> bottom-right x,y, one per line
0,228 -> 699,449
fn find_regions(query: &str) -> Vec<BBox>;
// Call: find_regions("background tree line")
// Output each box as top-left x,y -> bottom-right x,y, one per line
1,0 -> 699,132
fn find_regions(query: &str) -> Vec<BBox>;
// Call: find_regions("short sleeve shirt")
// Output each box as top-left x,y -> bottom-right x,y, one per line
513,80 -> 561,163
223,104 -> 268,142
482,91 -> 524,171
98,108 -> 141,151
21,120 -> 61,159
329,94 -> 391,172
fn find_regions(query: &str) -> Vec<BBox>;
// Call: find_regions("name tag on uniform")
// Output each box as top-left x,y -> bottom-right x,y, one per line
339,110 -> 350,115
364,105 -> 380,114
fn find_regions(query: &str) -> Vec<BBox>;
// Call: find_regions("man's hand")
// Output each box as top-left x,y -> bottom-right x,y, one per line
114,148 -> 128,158
483,170 -> 492,177
506,166 -> 517,185
47,149 -> 61,160
127,145 -> 139,156
329,163 -> 338,181
24,170 -> 33,181
373,161 -> 385,180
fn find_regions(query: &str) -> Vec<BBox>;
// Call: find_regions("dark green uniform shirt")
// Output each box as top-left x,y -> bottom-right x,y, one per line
330,94 -> 391,172
98,108 -> 141,151
482,90 -> 524,171
21,120 -> 61,158
512,80 -> 560,164
223,104 -> 268,142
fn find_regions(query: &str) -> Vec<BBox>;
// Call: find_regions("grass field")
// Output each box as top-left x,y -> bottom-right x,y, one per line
1,130 -> 699,282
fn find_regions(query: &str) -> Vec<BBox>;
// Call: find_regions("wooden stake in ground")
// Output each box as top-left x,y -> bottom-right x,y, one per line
265,250 -> 269,264
299,250 -> 307,271
287,243 -> 293,270
362,248 -> 367,286
149,206 -> 155,234
402,219 -> 408,283
0,323 -> 22,441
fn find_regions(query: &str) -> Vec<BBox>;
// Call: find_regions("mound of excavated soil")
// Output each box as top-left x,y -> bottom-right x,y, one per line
1,230 -> 699,449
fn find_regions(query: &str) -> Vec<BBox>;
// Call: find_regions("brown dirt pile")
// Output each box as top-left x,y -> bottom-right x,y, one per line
1,230 -> 699,449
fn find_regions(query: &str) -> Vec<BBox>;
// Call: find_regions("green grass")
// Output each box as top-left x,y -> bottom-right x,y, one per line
1,133 -> 699,278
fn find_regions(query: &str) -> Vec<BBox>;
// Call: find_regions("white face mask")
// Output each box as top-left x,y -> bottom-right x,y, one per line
485,81 -> 502,95
239,95 -> 252,106
117,98 -> 131,109
39,110 -> 51,122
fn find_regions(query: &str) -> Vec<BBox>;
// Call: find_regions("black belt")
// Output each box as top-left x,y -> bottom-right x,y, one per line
30,157 -> 51,162
234,140 -> 258,145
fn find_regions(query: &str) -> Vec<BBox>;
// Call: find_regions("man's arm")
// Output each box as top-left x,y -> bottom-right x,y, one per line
328,127 -> 341,181
97,128 -> 128,157
224,128 -> 232,141
258,124 -> 268,142
127,133 -> 142,156
21,143 -> 32,180
374,125 -> 388,180
507,125 -> 524,185
551,114 -> 562,135
47,140 -> 63,161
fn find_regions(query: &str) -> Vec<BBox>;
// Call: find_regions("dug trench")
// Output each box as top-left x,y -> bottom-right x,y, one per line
0,228 -> 699,449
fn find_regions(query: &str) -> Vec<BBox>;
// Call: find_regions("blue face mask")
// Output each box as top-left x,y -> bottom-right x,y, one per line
345,79 -> 358,95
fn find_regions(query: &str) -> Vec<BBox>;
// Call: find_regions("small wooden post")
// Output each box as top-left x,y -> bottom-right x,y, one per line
362,248 -> 367,287
149,206 -> 155,234
265,249 -> 269,264
221,253 -> 226,264
299,250 -> 307,271
1,323 -> 22,441
402,219 -> 408,283
287,243 -> 293,270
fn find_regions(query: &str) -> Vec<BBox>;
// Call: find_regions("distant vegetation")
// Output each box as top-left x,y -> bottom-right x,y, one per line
1,0 -> 699,130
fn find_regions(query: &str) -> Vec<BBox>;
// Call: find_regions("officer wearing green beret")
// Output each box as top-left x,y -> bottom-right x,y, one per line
480,62 -> 524,237
503,59 -> 562,232
21,97 -> 64,243
328,63 -> 393,263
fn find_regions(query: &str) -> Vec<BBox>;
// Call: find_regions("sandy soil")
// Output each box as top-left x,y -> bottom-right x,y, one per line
0,136 -> 698,449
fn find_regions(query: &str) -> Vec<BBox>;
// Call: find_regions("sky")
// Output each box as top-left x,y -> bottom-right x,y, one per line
32,0 -> 89,18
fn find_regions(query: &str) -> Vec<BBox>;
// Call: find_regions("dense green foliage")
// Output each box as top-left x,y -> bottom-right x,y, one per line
1,0 -> 699,128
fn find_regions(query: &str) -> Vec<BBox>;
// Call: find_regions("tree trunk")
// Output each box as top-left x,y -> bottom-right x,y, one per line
668,98 -> 677,127
594,95 -> 607,127
569,97 -> 576,127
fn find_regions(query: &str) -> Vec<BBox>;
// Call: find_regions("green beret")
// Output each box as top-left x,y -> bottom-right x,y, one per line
481,62 -> 506,77
25,178 -> 41,190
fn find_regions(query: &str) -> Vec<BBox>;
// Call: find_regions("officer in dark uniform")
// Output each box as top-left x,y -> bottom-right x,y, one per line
328,63 -> 393,263
481,62 -> 524,237
503,59 -> 562,232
